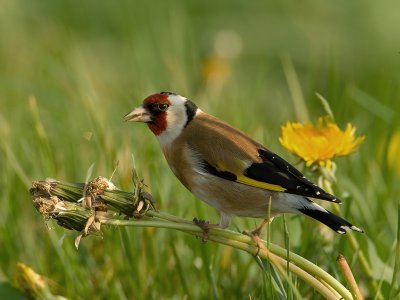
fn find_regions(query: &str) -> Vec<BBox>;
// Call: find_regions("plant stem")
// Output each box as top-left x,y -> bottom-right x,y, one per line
102,217 -> 353,299
389,200 -> 400,299
337,254 -> 364,300
322,178 -> 383,300
147,211 -> 353,298
31,178 -> 354,299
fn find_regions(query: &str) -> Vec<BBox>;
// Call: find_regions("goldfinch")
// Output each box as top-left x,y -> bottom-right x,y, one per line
125,92 -> 363,235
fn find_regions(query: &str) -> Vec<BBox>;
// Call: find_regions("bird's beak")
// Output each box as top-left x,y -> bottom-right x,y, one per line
124,106 -> 151,122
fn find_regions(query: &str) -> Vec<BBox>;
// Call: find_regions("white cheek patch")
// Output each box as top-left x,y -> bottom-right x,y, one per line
157,95 -> 189,146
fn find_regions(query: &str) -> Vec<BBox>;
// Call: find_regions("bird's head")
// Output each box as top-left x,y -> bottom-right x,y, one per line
125,92 -> 198,144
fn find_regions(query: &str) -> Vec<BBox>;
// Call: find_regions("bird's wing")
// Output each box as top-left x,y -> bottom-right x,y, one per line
185,113 -> 340,203
241,148 -> 340,203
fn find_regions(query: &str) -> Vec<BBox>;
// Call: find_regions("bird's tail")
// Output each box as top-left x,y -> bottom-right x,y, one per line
298,201 -> 363,234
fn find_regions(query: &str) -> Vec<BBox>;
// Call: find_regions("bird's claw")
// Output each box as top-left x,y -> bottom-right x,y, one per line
193,217 -> 210,229
193,218 -> 214,242
242,230 -> 266,256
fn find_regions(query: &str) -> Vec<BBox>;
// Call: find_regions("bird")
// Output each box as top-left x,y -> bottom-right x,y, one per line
124,92 -> 363,240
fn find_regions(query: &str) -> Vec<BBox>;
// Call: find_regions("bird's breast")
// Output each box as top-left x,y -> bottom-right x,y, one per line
161,143 -> 196,189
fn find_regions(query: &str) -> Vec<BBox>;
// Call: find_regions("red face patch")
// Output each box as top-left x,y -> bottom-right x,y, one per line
143,93 -> 171,136
143,93 -> 170,106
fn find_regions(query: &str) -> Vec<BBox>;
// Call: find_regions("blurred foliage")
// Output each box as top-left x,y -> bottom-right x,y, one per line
0,0 -> 399,298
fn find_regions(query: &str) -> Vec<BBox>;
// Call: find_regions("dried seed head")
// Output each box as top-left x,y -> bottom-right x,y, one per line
86,176 -> 115,196
31,175 -> 155,248
85,177 -> 117,210
30,181 -> 53,198
32,196 -> 59,219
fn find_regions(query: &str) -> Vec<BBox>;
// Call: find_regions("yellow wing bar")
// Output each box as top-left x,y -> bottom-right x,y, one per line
236,175 -> 287,192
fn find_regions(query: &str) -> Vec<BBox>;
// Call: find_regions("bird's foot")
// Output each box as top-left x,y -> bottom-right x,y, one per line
242,229 -> 267,256
193,218 -> 219,242
242,219 -> 270,256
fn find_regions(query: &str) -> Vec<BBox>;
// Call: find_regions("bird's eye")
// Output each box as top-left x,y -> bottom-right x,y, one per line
157,103 -> 169,111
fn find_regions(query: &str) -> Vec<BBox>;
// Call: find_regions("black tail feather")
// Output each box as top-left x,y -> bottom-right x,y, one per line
298,207 -> 363,234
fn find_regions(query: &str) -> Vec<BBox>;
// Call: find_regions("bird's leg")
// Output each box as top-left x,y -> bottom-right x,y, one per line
193,218 -> 219,242
243,218 -> 271,256
252,218 -> 270,236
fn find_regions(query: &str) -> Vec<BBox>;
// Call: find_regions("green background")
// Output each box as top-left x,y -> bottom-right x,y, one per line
0,0 -> 399,298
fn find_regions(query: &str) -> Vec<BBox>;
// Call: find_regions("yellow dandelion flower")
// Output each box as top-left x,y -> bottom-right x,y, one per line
387,129 -> 400,176
15,263 -> 47,298
202,55 -> 230,83
279,116 -> 365,168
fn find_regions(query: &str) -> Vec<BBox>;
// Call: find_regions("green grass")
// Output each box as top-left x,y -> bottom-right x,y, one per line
1,0 -> 399,298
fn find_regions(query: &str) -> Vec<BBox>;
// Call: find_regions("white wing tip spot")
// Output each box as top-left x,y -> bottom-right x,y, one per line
339,225 -> 364,234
